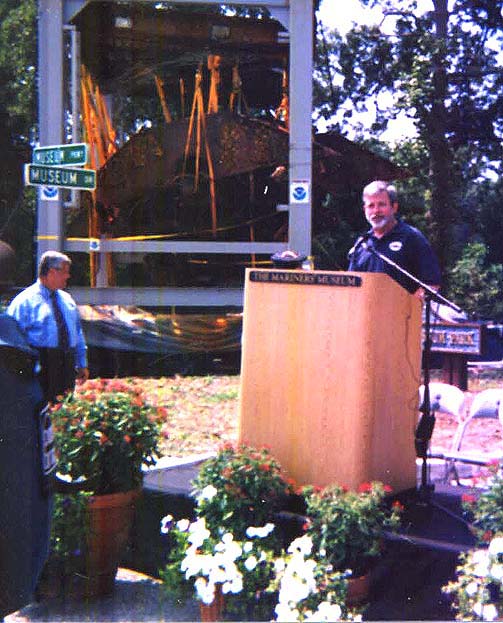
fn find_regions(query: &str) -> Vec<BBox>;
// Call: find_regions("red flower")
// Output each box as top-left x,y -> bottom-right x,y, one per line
461,493 -> 476,505
358,482 -> 373,493
123,434 -> 132,443
482,530 -> 494,542
487,459 -> 500,474
157,407 -> 168,419
392,500 -> 404,511
99,433 -> 109,445
383,484 -> 393,494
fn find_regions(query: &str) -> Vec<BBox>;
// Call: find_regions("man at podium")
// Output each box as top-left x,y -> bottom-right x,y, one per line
348,180 -> 441,295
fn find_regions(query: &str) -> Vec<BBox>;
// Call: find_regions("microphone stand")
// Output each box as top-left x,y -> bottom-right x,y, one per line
363,242 -> 462,503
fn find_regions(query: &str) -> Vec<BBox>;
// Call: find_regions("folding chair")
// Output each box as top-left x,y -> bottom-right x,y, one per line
418,382 -> 466,422
443,388 -> 503,484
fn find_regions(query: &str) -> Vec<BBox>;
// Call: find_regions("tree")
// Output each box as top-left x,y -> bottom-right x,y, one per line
448,242 -> 503,320
314,0 -> 503,275
0,0 -> 37,283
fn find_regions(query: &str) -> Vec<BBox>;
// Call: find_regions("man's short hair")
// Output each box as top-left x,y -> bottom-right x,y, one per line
38,251 -> 71,277
362,180 -> 398,205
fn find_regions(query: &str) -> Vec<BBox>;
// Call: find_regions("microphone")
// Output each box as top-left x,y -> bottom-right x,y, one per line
347,232 -> 372,259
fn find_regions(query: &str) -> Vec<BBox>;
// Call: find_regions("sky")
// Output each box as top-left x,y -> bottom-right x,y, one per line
315,0 -> 426,142
317,0 -> 388,33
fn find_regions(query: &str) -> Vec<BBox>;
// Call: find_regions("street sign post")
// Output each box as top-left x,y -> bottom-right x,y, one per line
33,143 -> 89,167
25,164 -> 96,191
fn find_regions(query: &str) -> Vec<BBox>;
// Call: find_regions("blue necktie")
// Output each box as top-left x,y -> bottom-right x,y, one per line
50,291 -> 70,350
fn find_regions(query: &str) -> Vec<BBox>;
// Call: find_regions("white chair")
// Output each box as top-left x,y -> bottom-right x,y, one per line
443,388 -> 503,483
418,382 -> 466,422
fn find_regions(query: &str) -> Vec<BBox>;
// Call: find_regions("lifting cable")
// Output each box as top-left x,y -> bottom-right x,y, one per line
182,62 -> 217,236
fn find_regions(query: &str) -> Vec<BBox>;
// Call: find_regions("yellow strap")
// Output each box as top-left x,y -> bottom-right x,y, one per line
154,75 -> 173,124
207,54 -> 221,114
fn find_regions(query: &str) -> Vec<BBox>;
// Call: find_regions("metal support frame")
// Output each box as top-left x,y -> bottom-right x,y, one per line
38,0 -> 313,306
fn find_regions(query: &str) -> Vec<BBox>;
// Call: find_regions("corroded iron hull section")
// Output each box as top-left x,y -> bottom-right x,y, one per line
96,112 -> 289,208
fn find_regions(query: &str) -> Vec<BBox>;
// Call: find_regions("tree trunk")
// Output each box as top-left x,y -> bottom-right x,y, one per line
427,0 -> 456,272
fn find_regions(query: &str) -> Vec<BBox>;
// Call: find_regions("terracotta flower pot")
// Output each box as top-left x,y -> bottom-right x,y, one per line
199,584 -> 225,622
84,489 -> 140,596
346,572 -> 370,607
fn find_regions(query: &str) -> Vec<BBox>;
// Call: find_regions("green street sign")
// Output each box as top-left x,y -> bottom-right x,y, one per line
33,143 -> 89,167
24,164 -> 96,191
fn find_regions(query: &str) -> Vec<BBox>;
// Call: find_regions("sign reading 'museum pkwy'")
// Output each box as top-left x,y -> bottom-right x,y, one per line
24,164 -> 96,191
33,143 -> 88,167
249,271 -> 362,287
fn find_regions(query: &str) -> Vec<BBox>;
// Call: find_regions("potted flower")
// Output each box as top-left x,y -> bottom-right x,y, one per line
461,460 -> 503,543
302,481 -> 403,603
443,535 -> 503,621
160,515 -> 278,621
270,534 -> 361,622
52,377 -> 165,493
46,377 -> 166,595
192,442 -> 297,545
160,442 -> 297,620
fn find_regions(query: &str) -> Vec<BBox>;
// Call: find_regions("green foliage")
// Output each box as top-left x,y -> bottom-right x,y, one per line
447,242 -> 503,320
0,0 -> 37,282
51,378 -> 164,494
303,481 -> 402,576
314,0 -> 503,272
159,515 -> 278,620
50,491 -> 92,566
192,443 -> 295,544
462,462 -> 503,541
443,538 -> 503,621
0,0 -> 36,141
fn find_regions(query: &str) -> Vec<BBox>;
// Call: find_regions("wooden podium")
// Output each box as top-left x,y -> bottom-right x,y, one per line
238,269 -> 422,492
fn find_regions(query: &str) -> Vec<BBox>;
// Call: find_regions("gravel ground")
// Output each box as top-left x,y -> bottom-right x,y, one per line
6,569 -> 200,623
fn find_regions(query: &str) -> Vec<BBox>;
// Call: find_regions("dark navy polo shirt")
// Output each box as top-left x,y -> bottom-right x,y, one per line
347,219 -> 441,293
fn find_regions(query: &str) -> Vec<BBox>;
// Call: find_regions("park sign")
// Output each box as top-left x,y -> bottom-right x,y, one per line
33,143 -> 89,167
24,163 -> 96,191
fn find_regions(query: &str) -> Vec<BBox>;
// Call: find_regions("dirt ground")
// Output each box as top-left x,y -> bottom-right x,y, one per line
142,372 -> 503,461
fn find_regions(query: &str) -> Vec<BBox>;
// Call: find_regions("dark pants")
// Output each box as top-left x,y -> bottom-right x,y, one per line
36,347 -> 76,403
0,351 -> 51,617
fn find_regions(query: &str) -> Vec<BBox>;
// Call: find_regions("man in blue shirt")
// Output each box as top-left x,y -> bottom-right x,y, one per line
7,250 -> 88,402
348,180 -> 441,295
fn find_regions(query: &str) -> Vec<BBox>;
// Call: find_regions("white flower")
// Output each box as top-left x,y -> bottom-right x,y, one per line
473,601 -> 498,621
246,523 -> 276,538
275,602 -> 300,622
194,577 -> 215,605
187,518 -> 211,548
465,581 -> 479,596
472,549 -> 491,578
305,601 -> 342,622
243,541 -> 253,553
287,535 -> 313,557
199,484 -> 218,501
176,518 -> 190,532
490,562 -> 503,581
489,536 -> 503,556
160,514 -> 173,534
222,573 -> 243,594
244,555 -> 258,571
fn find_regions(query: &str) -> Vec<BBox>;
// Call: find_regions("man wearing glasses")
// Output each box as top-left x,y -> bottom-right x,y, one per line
7,250 -> 88,402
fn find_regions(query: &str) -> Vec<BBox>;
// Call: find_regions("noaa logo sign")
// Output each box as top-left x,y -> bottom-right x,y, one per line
40,186 -> 59,201
389,241 -> 403,252
290,181 -> 310,204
